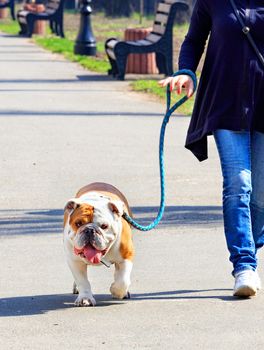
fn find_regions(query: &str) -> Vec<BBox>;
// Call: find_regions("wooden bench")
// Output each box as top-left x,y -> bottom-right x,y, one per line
0,0 -> 15,20
105,0 -> 189,80
17,0 -> 65,38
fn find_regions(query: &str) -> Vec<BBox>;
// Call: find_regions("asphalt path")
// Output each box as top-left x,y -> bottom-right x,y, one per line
0,33 -> 264,349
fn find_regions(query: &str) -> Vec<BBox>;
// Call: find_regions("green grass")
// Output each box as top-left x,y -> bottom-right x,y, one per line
0,20 -> 19,35
131,80 -> 195,115
34,36 -> 110,73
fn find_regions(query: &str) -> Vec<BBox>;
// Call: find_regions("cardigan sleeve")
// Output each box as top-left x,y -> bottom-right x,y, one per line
178,0 -> 211,72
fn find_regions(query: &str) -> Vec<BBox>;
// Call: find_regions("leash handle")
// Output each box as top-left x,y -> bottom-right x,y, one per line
166,69 -> 197,117
123,69 -> 197,231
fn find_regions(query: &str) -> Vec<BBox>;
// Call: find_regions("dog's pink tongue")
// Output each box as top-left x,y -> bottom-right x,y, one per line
83,245 -> 103,264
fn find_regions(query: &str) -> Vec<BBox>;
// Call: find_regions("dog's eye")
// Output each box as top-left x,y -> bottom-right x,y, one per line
75,221 -> 83,228
100,223 -> 109,230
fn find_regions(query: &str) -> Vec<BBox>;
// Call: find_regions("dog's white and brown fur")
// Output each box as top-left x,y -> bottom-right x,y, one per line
63,182 -> 134,306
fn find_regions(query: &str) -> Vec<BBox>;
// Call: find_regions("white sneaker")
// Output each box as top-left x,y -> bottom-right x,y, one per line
255,271 -> 262,290
233,270 -> 258,297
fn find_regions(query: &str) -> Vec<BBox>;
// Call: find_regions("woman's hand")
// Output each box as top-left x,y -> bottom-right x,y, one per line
158,75 -> 194,98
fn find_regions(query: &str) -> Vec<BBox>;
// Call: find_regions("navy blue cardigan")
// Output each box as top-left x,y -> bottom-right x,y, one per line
179,0 -> 264,161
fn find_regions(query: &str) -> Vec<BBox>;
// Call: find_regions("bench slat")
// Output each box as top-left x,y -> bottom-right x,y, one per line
134,39 -> 154,45
46,3 -> 59,10
46,0 -> 61,8
17,10 -> 29,16
165,0 -> 181,4
45,9 -> 56,14
157,3 -> 171,13
152,24 -> 166,35
145,33 -> 162,43
47,0 -> 61,5
106,48 -> 116,60
107,39 -> 118,49
154,13 -> 168,25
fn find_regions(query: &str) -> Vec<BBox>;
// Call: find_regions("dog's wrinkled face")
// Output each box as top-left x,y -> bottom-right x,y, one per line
65,197 -> 124,264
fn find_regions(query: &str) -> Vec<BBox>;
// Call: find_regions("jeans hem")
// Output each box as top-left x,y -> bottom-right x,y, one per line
232,266 -> 255,277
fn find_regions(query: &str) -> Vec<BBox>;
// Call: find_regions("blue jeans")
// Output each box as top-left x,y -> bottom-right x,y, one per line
214,130 -> 264,275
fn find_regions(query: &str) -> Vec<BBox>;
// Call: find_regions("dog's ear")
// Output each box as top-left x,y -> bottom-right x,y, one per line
64,199 -> 80,213
108,200 -> 124,217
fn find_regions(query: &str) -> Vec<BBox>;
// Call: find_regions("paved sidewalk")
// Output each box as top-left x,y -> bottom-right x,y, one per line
0,33 -> 264,350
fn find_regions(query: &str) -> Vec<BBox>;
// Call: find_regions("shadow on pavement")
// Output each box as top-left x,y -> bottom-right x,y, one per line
0,206 -> 222,237
0,293 -> 124,317
0,79 -> 99,84
0,288 -> 242,317
77,75 -> 114,82
0,75 -> 114,84
76,74 -> 163,82
132,289 -> 237,302
132,205 -> 222,227
0,74 -> 161,84
0,34 -> 22,38
0,60 -> 67,63
0,44 -> 36,47
0,110 -> 164,117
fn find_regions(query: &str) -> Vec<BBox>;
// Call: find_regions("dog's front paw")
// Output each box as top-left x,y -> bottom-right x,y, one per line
74,293 -> 96,307
110,282 -> 129,300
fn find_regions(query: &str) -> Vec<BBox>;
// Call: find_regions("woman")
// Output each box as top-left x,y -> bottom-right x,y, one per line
160,0 -> 264,297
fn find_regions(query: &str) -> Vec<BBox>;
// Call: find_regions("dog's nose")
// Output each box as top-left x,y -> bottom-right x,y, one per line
83,227 -> 95,237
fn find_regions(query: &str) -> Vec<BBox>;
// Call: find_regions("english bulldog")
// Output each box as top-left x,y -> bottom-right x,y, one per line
63,182 -> 134,306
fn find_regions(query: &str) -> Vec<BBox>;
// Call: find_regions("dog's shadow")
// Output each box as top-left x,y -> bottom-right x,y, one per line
0,289 -> 243,317
0,293 -> 124,317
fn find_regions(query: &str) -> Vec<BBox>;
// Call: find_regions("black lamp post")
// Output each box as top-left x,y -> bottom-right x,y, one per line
74,0 -> 97,56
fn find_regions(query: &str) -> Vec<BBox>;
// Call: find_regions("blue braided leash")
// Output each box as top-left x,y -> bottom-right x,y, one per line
122,69 -> 197,231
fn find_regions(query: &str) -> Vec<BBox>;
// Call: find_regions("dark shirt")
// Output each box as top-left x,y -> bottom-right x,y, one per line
179,0 -> 264,161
